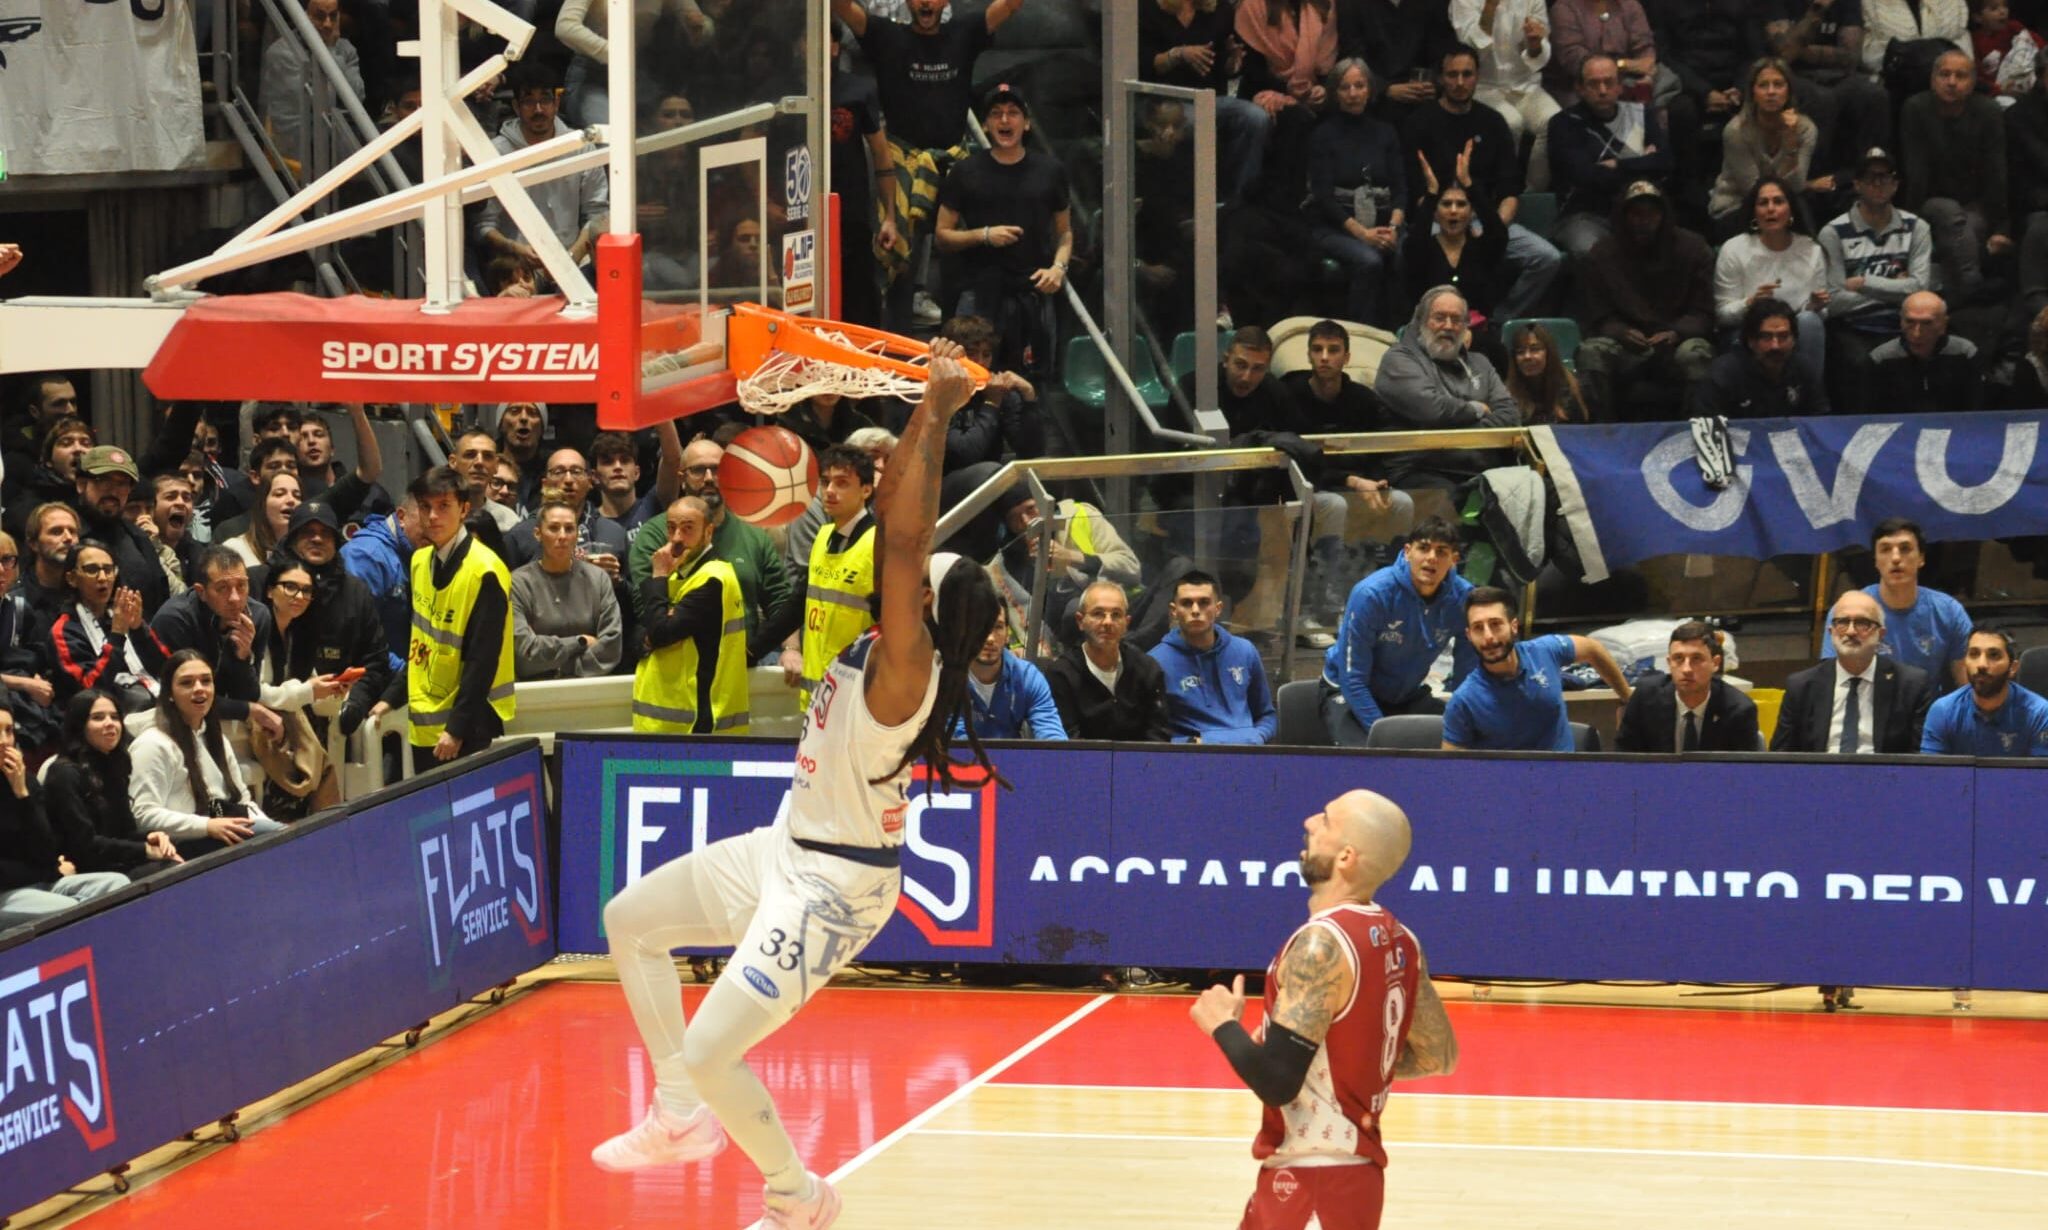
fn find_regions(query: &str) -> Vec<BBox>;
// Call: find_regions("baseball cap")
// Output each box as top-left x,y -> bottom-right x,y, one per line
978,82 -> 1031,120
79,446 -> 139,481
283,500 -> 342,548
1622,180 -> 1664,205
1856,147 -> 1898,177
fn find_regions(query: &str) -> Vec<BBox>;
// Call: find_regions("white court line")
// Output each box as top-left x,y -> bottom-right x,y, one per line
825,994 -> 1113,1185
994,1082 -> 2048,1119
916,1128 -> 2048,1181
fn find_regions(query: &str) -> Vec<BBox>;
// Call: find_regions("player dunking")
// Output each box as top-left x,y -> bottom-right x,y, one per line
1190,790 -> 1459,1230
591,339 -> 1007,1230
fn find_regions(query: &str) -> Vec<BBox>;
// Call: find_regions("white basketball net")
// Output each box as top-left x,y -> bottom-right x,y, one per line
735,327 -> 929,415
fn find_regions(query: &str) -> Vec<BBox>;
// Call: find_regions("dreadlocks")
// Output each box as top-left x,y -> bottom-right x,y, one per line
872,555 -> 1012,792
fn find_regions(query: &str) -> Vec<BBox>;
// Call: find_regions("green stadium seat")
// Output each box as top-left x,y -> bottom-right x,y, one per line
1514,191 -> 1559,240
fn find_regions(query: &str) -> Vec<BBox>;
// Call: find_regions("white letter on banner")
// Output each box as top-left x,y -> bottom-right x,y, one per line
1771,422 -> 1900,528
902,791 -> 973,922
1643,428 -> 1752,531
1915,423 -> 2039,515
1920,876 -> 1964,903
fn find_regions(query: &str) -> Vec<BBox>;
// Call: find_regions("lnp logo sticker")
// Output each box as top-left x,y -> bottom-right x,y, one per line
415,772 -> 550,975
0,947 -> 117,1154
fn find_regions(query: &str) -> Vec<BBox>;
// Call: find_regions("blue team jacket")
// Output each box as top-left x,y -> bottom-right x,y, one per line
953,653 -> 1070,741
1322,554 -> 1476,729
1149,625 -> 1277,745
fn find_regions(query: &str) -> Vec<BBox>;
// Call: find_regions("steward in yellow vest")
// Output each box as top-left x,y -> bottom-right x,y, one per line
780,446 -> 878,712
632,497 -> 751,735
405,468 -> 516,769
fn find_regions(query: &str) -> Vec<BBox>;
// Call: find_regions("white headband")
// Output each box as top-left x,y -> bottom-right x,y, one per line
927,551 -> 962,593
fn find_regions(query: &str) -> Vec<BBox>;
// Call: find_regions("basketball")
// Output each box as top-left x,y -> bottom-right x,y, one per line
719,426 -> 819,526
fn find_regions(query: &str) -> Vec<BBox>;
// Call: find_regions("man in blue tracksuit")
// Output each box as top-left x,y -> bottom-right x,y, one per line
1148,570 -> 1276,745
338,500 -> 415,669
1319,516 -> 1475,746
1920,627 -> 2048,757
957,609 -> 1069,741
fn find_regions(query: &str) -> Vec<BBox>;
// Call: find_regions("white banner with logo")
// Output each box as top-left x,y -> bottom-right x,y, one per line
0,0 -> 204,175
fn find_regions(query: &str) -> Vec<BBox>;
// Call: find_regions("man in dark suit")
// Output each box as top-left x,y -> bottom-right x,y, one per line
1615,620 -> 1760,752
1771,590 -> 1937,756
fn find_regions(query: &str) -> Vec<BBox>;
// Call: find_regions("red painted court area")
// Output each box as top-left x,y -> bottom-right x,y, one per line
67,982 -> 2046,1230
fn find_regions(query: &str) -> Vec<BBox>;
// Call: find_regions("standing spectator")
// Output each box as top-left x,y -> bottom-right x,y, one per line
1825,516 -> 1974,685
1149,570 -> 1277,744
43,692 -> 183,882
48,543 -> 171,714
448,429 -> 523,538
1453,0 -> 1562,189
1899,47 -> 2014,302
404,467 -> 515,770
129,651 -> 285,856
957,610 -> 1067,740
1864,0 -> 1972,77
1920,626 -> 2048,754
1865,290 -> 1984,410
0,707 -> 128,926
476,64 -> 609,278
513,500 -> 624,680
1761,0 -> 1893,189
783,393 -> 881,455
0,531 -> 57,749
590,424 -> 681,538
1820,147 -> 1934,408
1306,58 -> 1406,327
339,499 -> 416,670
1547,55 -> 1675,260
933,84 -> 1073,375
1549,0 -> 1660,99
1140,0 -> 1275,205
1404,142 -> 1512,353
1691,298 -> 1829,416
3,416 -> 94,542
138,473 -> 202,585
248,560 -> 351,820
628,436 -> 795,661
2,372 -> 81,482
1442,586 -> 1631,750
73,446 -> 171,616
149,547 -> 272,737
1969,0 -> 2047,98
631,497 -> 751,735
778,446 -> 878,712
203,436 -> 300,535
823,29 -> 900,328
1614,620 -> 1762,751
2013,303 -> 2048,404
912,315 -> 1047,470
491,401 -> 549,510
1375,286 -> 1521,494
259,0 -> 364,173
293,403 -> 389,519
1772,588 -> 1937,751
1643,0 -> 1765,201
1042,581 -> 1172,742
1714,175 -> 1832,405
504,447 -> 630,576
489,458 -> 526,520
278,501 -> 395,737
1320,518 -> 1476,745
16,503 -> 81,620
1505,321 -> 1595,423
1708,57 -> 1828,235
224,470 -> 302,572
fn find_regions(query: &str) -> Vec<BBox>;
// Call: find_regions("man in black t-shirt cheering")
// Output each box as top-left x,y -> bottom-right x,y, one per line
934,83 -> 1073,376
834,0 -> 1027,327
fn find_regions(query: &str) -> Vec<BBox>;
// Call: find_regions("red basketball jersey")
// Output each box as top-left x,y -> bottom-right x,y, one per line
1251,902 -> 1421,1169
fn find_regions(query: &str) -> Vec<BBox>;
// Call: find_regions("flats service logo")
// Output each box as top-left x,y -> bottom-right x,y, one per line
0,947 -> 117,1156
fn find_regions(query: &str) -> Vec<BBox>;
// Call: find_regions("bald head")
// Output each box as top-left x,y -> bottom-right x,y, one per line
1829,589 -> 1885,666
1900,291 -> 1948,359
1301,790 -> 1413,899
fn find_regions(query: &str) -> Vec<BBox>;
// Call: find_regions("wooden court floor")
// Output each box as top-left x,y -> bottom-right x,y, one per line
39,976 -> 2048,1229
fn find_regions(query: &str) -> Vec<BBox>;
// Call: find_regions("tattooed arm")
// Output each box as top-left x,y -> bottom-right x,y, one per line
1392,945 -> 1459,1079
1190,925 -> 1355,1106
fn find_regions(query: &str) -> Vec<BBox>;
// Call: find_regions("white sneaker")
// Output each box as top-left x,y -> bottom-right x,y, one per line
911,291 -> 943,325
747,1172 -> 842,1229
590,1102 -> 726,1171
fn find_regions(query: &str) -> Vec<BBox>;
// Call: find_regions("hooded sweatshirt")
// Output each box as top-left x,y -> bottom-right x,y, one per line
475,116 -> 609,251
1581,197 -> 1716,342
339,510 -> 413,666
278,502 -> 395,734
1321,553 -> 1477,730
1148,624 -> 1277,745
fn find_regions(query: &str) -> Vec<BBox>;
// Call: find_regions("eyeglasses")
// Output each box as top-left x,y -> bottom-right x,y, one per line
1830,616 -> 1880,632
272,580 -> 313,598
487,477 -> 516,491
0,556 -> 16,567
545,466 -> 589,479
73,562 -> 117,578
683,463 -> 720,477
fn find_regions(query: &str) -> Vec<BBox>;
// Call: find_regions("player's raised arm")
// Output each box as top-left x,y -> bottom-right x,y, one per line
1191,924 -> 1356,1107
865,339 -> 976,726
1393,945 -> 1458,1079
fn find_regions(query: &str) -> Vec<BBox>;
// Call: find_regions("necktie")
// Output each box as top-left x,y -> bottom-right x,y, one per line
1839,676 -> 1863,755
1683,710 -> 1700,752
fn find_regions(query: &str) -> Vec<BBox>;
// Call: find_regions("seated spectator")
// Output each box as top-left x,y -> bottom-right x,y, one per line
1442,586 -> 1631,750
1320,517 -> 1475,746
1825,516 -> 1973,685
590,424 -> 681,538
225,470 -> 302,571
338,498 -> 416,671
2007,64 -> 2048,286
273,501 -> 395,739
1181,326 -> 1311,436
1140,0 -> 1274,204
1614,620 -> 1762,751
1643,0 -> 1759,204
1404,144 -> 1512,353
1866,290 -> 1984,410
2013,303 -> 2048,405
631,435 -> 795,662
43,691 -> 183,882
1921,625 -> 2048,754
1453,0 -> 1562,190
1042,580 -> 1172,742
1148,570 -> 1277,744
49,542 -> 171,714
2,416 -> 92,542
1900,47 -> 2014,302
988,486 -> 1143,655
130,650 -> 285,857
0,706 -> 127,926
1337,0 -> 1455,127
1820,148 -> 1935,407
0,532 -> 57,747
784,393 -> 882,455
1714,176 -> 1831,404
631,497 -> 751,735
1505,320 -> 1594,422
1709,58 -> 1829,236
476,63 -> 608,279
1235,0 -> 1340,173
1865,0 -> 1973,80
74,446 -> 171,616
708,217 -> 775,294
1,373 -> 82,497
149,546 -> 270,735
905,315 -> 1046,472
252,560 -> 352,818
1761,0 -> 1892,190
1691,298 -> 1828,416
259,0 -> 364,173
957,610 -> 1067,740
1548,0 -> 1659,101
513,499 -> 624,680
1547,55 -> 1675,260
1772,588 -> 1937,752
15,502 -> 80,620
1375,286 -> 1521,491
1280,319 -> 1397,433
1306,58 -> 1407,327
1968,0 -> 2046,98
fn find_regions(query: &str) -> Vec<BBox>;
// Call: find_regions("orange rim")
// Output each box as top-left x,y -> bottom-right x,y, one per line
725,302 -> 990,385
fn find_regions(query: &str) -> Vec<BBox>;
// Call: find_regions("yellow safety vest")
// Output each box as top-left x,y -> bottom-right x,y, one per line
408,538 -> 516,747
632,553 -> 752,734
799,516 -> 878,711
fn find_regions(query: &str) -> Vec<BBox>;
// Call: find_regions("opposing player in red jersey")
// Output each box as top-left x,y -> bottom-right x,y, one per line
1191,789 -> 1458,1230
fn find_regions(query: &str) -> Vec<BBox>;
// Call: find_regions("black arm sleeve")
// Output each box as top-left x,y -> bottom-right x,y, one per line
1210,1018 -> 1321,1108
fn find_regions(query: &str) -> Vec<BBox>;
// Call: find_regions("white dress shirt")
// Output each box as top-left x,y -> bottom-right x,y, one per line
1827,659 -> 1879,755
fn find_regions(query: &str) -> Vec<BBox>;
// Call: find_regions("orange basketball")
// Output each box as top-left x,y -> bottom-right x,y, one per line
719,426 -> 819,527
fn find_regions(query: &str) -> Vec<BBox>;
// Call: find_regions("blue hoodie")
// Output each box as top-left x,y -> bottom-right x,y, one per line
1150,625 -> 1277,745
952,653 -> 1070,741
1321,554 -> 1477,731
339,511 -> 412,669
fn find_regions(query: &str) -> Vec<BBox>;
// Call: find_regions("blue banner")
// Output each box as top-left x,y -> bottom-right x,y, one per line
1531,412 -> 2048,580
0,743 -> 552,1215
557,737 -> 2048,990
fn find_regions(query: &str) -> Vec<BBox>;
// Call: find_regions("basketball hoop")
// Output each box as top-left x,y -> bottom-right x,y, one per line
724,302 -> 990,416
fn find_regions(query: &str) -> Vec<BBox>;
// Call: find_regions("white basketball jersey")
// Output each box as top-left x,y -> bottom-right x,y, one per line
787,627 -> 943,849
